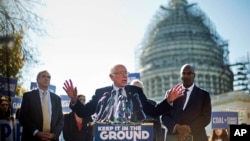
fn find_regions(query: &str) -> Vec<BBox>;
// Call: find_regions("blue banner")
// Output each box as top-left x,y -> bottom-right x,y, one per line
60,95 -> 71,113
94,123 -> 154,141
127,73 -> 140,84
11,97 -> 22,115
0,76 -> 17,97
211,111 -> 238,129
49,85 -> 56,93
30,82 -> 37,90
0,120 -> 23,141
30,82 -> 56,93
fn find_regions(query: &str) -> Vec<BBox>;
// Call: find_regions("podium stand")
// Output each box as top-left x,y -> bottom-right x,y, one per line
93,122 -> 154,141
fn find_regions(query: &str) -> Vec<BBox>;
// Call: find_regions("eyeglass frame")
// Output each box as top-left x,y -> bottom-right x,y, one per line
112,71 -> 129,75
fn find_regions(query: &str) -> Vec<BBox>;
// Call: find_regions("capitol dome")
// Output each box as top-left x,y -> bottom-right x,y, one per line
137,0 -> 234,101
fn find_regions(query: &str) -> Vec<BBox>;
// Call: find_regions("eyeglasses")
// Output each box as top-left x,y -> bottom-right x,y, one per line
41,75 -> 51,78
112,71 -> 129,75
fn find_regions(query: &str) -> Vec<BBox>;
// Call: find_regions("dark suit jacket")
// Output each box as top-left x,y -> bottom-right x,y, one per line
63,112 -> 93,141
147,99 -> 165,141
19,89 -> 64,141
161,85 -> 211,141
71,85 -> 172,122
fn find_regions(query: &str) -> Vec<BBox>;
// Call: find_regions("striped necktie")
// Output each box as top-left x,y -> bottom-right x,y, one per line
42,91 -> 50,132
118,88 -> 122,97
181,89 -> 188,109
113,89 -> 123,114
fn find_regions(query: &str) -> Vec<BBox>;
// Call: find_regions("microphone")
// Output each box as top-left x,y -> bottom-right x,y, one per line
114,95 -> 127,123
94,92 -> 110,122
100,90 -> 116,122
134,93 -> 147,121
98,92 -> 110,103
125,98 -> 133,122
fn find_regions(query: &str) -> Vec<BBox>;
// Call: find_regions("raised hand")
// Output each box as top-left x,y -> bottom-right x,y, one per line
165,84 -> 184,103
63,79 -> 78,103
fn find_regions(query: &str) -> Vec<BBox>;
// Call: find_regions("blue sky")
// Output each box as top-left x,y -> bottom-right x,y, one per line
27,0 -> 250,101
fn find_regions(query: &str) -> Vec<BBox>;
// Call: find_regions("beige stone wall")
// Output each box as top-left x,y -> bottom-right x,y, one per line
206,91 -> 250,136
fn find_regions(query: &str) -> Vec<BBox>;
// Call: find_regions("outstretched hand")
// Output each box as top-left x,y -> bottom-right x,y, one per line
165,84 -> 184,103
63,79 -> 78,103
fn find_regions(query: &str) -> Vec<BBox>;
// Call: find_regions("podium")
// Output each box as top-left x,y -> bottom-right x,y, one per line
93,122 -> 154,141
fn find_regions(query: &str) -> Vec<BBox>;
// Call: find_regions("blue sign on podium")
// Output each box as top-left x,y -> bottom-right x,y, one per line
93,122 -> 154,141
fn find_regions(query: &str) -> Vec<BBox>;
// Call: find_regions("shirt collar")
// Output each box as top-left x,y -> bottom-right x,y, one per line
38,88 -> 48,96
112,85 -> 124,91
182,83 -> 194,92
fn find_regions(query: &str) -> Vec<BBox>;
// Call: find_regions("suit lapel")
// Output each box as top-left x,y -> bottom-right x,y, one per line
50,93 -> 56,126
124,86 -> 133,99
33,90 -> 44,122
108,87 -> 113,94
185,86 -> 198,109
35,90 -> 42,115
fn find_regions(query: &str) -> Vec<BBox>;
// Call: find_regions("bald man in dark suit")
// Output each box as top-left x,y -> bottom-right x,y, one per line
161,64 -> 211,141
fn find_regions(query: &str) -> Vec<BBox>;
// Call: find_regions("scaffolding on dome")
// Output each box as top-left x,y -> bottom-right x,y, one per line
135,1 -> 230,71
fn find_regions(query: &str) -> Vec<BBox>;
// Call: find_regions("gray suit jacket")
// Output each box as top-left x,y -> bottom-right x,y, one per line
19,89 -> 64,141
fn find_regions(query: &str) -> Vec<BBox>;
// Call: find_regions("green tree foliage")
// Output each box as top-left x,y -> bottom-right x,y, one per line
0,31 -> 24,78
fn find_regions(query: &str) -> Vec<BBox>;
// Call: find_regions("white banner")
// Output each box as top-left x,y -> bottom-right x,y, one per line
0,119 -> 22,141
